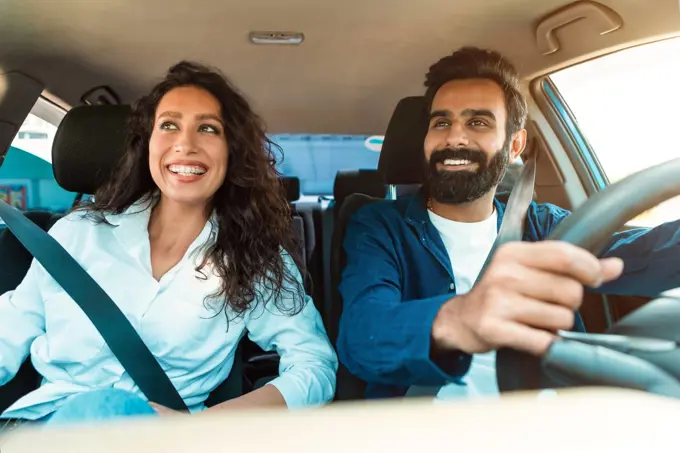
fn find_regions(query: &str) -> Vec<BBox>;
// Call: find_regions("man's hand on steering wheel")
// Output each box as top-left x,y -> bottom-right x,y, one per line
432,241 -> 624,356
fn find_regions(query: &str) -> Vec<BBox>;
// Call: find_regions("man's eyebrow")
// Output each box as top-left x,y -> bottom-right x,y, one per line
429,109 -> 452,120
429,109 -> 496,121
461,108 -> 496,121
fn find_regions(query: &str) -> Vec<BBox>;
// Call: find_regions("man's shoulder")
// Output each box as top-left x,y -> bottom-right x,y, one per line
528,200 -> 571,220
350,195 -> 412,224
524,201 -> 572,238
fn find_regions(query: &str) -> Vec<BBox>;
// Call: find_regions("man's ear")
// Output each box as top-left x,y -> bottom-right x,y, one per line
509,129 -> 528,162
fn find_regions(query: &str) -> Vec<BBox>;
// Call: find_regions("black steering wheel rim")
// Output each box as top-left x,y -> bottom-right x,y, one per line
496,156 -> 680,394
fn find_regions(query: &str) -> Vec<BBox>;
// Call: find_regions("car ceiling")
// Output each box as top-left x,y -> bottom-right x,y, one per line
0,0 -> 678,135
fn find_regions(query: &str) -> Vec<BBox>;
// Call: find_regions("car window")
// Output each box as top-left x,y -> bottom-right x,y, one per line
271,134 -> 382,198
0,98 -> 74,215
550,37 -> 680,227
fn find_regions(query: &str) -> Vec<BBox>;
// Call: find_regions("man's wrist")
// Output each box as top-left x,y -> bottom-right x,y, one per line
431,296 -> 467,351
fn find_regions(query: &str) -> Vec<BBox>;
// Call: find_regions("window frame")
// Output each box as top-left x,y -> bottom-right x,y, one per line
530,76 -> 609,198
12,96 -> 68,163
30,96 -> 68,131
1,95 -> 71,216
531,36 -> 680,228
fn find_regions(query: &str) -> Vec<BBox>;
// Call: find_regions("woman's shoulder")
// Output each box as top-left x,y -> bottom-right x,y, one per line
47,209 -> 109,244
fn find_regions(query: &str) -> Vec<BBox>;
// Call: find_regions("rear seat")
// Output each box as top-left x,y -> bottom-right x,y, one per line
332,170 -> 386,216
281,176 -> 308,272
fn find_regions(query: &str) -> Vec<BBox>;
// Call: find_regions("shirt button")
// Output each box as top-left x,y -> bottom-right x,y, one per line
449,283 -> 455,290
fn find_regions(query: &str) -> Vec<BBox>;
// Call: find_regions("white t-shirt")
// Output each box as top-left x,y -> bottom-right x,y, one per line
427,208 -> 500,401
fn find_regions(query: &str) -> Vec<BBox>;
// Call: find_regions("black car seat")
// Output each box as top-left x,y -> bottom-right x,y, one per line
281,176 -> 307,272
329,96 -> 558,401
332,170 -> 386,220
330,96 -> 427,400
0,105 -> 131,412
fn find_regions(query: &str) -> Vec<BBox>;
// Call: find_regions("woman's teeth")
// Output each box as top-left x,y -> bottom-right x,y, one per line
168,164 -> 206,176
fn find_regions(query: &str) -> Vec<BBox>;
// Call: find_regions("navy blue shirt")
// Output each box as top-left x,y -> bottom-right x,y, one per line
337,189 -> 680,399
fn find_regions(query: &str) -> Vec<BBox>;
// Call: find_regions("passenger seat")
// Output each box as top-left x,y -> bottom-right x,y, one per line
0,104 -> 287,410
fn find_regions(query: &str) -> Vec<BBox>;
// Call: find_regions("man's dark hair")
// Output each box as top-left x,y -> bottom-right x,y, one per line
424,46 -> 528,137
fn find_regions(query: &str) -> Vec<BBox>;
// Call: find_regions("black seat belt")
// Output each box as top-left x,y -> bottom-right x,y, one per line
0,201 -> 189,412
475,151 -> 537,281
405,152 -> 537,397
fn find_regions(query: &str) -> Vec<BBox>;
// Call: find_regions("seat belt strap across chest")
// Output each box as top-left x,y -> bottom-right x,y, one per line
405,152 -> 537,397
475,151 -> 537,283
0,201 -> 189,412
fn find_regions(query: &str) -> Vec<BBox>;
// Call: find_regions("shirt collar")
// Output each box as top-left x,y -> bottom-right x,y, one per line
405,186 -> 506,232
104,196 -> 218,269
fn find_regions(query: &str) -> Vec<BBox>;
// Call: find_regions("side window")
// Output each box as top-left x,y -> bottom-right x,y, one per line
549,37 -> 680,227
0,97 -> 74,213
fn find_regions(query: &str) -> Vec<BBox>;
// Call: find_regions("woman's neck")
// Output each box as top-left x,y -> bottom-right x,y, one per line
147,197 -> 211,250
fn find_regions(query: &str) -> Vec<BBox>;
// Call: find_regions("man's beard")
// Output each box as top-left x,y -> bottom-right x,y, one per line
423,144 -> 510,205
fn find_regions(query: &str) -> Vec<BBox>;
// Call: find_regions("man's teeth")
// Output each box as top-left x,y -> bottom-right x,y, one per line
443,159 -> 472,166
168,165 -> 206,176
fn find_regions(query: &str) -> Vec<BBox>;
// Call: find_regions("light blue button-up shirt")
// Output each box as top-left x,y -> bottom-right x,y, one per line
0,200 -> 337,419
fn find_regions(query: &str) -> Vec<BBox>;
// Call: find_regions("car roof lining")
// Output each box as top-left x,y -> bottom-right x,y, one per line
0,0 -> 678,135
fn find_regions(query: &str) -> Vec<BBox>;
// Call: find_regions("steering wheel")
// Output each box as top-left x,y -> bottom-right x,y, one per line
496,156 -> 680,398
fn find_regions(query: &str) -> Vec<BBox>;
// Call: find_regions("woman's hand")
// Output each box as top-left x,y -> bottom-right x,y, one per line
149,402 -> 187,416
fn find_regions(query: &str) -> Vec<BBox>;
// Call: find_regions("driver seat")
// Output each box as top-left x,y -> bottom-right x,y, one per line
330,96 -> 427,400
330,96 -> 576,400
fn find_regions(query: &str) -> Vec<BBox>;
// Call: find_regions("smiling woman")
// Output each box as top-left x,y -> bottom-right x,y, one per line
0,61 -> 337,429
148,86 -> 229,213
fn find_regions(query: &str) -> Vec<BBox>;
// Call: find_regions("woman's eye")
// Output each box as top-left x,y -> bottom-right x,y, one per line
199,124 -> 220,135
159,121 -> 178,131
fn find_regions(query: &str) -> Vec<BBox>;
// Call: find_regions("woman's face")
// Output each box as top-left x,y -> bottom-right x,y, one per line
149,85 -> 229,208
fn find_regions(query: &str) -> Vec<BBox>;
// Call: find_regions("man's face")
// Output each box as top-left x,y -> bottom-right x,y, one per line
424,78 -> 522,205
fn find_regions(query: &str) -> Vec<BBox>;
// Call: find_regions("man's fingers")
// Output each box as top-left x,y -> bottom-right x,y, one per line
489,265 -> 584,310
495,241 -> 623,288
486,320 -> 557,356
598,257 -> 624,285
504,295 -> 576,331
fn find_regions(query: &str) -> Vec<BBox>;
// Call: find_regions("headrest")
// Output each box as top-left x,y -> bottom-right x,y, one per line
281,177 -> 300,202
333,169 -> 385,207
378,96 -> 429,185
52,104 -> 131,194
378,96 -> 525,192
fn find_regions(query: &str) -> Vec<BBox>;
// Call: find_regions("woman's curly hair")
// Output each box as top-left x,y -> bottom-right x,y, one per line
77,61 -> 306,319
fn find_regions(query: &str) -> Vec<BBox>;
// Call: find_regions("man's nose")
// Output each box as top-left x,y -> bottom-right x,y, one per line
445,121 -> 469,148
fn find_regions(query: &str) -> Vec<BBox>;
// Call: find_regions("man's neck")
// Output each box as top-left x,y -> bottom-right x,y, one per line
429,190 -> 496,223
148,197 -> 211,249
